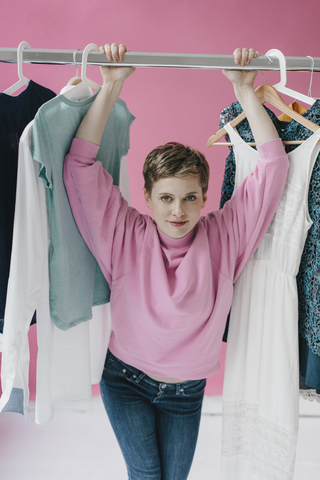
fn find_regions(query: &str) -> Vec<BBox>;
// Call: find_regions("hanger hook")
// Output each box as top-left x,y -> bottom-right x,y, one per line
265,48 -> 287,88
264,53 -> 272,64
73,48 -> 81,77
81,43 -> 99,82
260,71 -> 266,84
17,41 -> 31,81
306,55 -> 314,99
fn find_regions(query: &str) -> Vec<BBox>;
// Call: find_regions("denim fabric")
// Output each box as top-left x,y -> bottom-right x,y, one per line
1,387 -> 24,415
300,335 -> 320,391
100,350 -> 206,480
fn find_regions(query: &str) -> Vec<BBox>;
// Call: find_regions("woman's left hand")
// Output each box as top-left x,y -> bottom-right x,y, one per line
223,48 -> 260,87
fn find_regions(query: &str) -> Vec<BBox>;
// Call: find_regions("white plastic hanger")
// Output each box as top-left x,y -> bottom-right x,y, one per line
62,43 -> 101,99
3,41 -> 31,95
60,48 -> 93,100
67,48 -> 82,86
266,48 -> 315,106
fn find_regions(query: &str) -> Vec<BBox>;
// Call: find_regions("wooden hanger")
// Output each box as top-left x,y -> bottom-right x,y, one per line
207,84 -> 320,147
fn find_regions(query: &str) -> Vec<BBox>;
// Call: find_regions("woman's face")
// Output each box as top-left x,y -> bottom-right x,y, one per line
144,175 -> 207,239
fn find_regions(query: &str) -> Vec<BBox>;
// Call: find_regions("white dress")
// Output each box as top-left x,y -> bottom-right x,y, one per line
220,122 -> 320,480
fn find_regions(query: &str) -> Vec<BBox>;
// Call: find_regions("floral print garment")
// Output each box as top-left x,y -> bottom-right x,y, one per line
219,100 -> 320,395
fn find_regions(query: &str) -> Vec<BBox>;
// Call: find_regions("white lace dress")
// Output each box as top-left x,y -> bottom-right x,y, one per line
220,123 -> 320,480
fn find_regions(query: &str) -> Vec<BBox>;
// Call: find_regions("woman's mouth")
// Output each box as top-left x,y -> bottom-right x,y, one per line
169,221 -> 187,227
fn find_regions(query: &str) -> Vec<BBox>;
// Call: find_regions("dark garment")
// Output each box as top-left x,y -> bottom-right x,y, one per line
0,81 -> 56,331
100,350 -> 206,480
219,100 -> 320,392
299,335 -> 320,392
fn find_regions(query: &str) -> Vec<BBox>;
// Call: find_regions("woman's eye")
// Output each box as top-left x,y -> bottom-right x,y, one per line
161,196 -> 171,202
186,195 -> 196,202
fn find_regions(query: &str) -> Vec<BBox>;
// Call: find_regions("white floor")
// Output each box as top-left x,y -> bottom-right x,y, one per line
0,395 -> 319,479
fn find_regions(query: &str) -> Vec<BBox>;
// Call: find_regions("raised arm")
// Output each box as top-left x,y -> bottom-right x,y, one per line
223,48 -> 279,145
63,44 -> 141,283
75,43 -> 135,145
212,48 -> 290,281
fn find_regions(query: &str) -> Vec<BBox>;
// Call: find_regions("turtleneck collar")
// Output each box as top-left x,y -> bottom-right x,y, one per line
157,224 -> 197,249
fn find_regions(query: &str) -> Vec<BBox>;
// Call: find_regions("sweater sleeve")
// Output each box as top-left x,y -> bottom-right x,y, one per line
208,138 -> 290,282
63,138 -> 148,284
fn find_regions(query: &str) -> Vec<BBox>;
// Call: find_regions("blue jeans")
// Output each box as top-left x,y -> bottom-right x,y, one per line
100,350 -> 206,480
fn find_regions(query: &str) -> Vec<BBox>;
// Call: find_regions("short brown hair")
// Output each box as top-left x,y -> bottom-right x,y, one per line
143,142 -> 210,196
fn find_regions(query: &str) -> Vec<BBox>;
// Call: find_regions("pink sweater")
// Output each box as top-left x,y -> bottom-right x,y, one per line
63,138 -> 289,379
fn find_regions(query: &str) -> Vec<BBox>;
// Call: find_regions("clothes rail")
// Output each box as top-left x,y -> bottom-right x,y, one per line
1,48 -> 320,71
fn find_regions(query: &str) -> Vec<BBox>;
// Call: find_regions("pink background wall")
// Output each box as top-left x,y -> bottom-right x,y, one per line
1,0 -> 319,398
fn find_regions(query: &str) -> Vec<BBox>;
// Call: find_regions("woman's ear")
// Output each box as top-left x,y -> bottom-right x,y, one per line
202,192 -> 208,209
144,188 -> 152,209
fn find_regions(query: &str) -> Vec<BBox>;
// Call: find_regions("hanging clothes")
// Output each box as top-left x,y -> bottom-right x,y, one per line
278,102 -> 320,402
281,103 -> 320,403
0,115 -> 133,423
277,101 -> 308,122
220,122 -> 320,480
31,93 -> 135,330
219,100 -> 320,402
0,81 -> 56,337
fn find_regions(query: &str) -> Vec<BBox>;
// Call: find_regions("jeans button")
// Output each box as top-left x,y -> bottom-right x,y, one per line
122,369 -> 126,373
133,375 -> 137,379
162,384 -> 167,389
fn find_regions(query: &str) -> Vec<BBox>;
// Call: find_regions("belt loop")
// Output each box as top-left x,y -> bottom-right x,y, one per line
135,372 -> 145,383
176,384 -> 182,395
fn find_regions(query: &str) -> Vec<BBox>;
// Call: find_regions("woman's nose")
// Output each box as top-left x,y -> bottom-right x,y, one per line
172,201 -> 184,217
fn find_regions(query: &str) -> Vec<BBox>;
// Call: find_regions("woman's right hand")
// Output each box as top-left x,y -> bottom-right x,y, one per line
99,43 -> 135,84
75,43 -> 134,145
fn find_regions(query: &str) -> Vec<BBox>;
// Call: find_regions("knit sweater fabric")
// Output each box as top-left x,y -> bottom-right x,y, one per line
63,137 -> 289,380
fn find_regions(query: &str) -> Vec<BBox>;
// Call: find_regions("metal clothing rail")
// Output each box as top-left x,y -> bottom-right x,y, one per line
0,48 -> 320,71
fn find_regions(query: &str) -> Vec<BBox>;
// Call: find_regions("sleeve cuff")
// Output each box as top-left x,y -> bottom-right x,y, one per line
256,138 -> 286,162
69,138 -> 100,159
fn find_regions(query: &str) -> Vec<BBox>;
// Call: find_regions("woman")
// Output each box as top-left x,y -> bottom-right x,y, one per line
63,45 -> 289,479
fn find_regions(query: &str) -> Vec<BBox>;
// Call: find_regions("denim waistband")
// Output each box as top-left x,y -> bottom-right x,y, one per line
106,349 -> 205,389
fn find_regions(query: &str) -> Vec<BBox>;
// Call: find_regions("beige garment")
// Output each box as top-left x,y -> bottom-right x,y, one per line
278,101 -> 307,122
